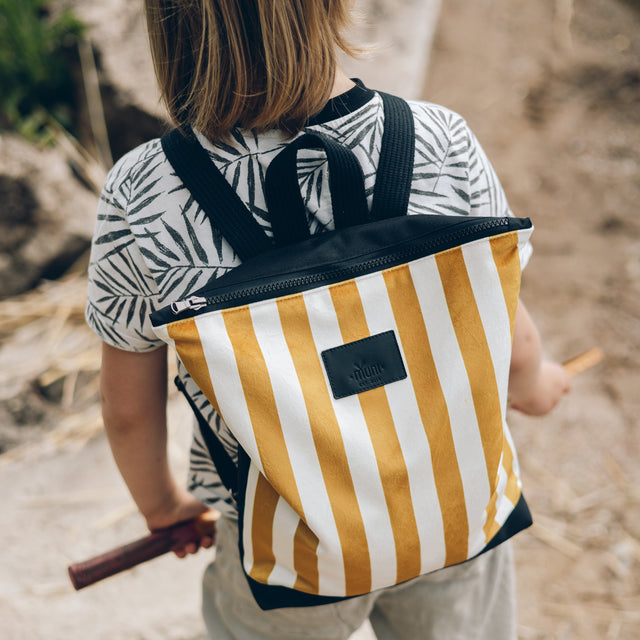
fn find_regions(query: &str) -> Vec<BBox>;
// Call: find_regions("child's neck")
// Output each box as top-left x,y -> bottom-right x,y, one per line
329,68 -> 356,99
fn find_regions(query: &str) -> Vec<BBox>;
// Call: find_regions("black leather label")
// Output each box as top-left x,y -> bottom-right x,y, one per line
321,330 -> 407,399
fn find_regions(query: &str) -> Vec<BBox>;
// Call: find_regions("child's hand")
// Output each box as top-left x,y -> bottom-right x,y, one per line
145,488 -> 217,558
509,360 -> 571,416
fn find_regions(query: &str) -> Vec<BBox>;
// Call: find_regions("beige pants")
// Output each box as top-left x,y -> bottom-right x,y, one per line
202,516 -> 517,640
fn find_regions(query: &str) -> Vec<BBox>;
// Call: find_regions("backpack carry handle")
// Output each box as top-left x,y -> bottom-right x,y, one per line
264,132 -> 370,247
161,93 -> 416,262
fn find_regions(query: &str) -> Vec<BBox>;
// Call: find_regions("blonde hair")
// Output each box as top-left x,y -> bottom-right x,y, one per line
145,0 -> 356,140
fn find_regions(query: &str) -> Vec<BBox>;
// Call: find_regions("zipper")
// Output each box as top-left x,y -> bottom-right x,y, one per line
170,218 -> 509,316
171,296 -> 209,314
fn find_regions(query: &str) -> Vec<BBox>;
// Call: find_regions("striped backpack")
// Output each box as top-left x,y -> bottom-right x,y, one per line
151,93 -> 533,610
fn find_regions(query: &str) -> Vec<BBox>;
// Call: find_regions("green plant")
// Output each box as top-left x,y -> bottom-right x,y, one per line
0,0 -> 84,139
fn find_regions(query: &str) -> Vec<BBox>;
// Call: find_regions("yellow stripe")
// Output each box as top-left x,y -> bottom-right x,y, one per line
488,232 -> 524,541
484,508 -> 502,542
485,437 -> 521,542
276,293 -> 372,596
167,318 -> 221,415
330,281 -> 422,584
502,437 -> 521,505
293,520 -> 320,594
223,306 -> 315,587
222,306 -> 303,513
435,248 -> 504,542
249,473 -> 279,584
483,490 -> 501,542
490,232 -> 522,339
383,266 -> 469,566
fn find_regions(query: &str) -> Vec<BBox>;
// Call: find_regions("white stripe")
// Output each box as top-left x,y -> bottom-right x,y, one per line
518,227 -> 534,270
248,299 -> 340,591
462,238 -> 523,549
242,463 -> 260,577
356,270 -> 447,577
494,458 -> 515,528
151,323 -> 173,345
409,256 -> 491,550
504,426 -> 522,486
462,241 -> 512,412
304,285 -> 389,593
495,453 -> 509,512
194,313 -> 261,468
268,498 -> 300,588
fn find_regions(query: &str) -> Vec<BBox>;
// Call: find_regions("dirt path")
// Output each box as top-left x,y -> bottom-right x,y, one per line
424,1 -> 640,638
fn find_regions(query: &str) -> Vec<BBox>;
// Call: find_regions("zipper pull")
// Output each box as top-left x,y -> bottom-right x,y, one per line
170,295 -> 208,315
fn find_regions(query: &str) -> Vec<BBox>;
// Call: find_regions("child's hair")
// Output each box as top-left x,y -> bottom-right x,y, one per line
145,0 -> 356,141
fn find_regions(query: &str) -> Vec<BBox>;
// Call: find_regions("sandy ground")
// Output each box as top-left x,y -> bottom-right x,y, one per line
424,1 -> 640,638
1,0 -> 639,639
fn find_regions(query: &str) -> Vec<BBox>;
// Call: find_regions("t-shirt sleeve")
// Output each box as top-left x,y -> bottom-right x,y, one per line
85,164 -> 165,353
411,100 -> 533,270
464,122 -> 533,269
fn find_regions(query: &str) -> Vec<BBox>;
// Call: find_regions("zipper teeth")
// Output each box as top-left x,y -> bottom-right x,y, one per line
203,219 -> 507,307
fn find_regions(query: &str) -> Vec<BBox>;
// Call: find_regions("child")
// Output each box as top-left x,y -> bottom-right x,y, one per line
86,2 -> 571,638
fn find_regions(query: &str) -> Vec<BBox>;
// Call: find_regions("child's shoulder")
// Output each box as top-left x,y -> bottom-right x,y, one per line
398,98 -> 479,168
102,137 -> 168,200
405,98 -> 470,139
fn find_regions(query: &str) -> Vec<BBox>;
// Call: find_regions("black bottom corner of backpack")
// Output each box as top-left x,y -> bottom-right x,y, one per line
484,492 -> 534,555
246,577 -> 350,611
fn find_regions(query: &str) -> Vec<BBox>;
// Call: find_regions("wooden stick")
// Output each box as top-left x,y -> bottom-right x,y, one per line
562,347 -> 604,377
68,510 -> 218,590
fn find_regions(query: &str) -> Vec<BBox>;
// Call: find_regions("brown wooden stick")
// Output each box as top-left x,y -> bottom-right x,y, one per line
68,510 -> 218,590
562,347 -> 604,377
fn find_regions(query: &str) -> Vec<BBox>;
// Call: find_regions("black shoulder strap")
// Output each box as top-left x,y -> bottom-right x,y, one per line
161,129 -> 272,261
370,92 -> 416,220
161,92 -> 416,259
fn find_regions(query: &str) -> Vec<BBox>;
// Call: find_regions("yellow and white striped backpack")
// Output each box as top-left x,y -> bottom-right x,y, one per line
151,94 -> 533,610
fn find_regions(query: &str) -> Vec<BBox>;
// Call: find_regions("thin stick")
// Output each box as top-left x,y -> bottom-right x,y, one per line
554,0 -> 574,53
563,347 -> 604,377
78,38 -> 113,168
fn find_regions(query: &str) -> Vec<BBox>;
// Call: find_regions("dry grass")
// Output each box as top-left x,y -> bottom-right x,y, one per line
0,271 -> 103,462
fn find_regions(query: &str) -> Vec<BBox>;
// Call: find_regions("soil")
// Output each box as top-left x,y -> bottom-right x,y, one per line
424,0 -> 640,638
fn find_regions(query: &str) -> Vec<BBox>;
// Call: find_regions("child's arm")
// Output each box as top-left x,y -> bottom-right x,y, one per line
100,343 -> 213,556
508,300 -> 571,416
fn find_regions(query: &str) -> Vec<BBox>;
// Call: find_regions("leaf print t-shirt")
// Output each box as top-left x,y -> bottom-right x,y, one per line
85,80 -> 530,513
